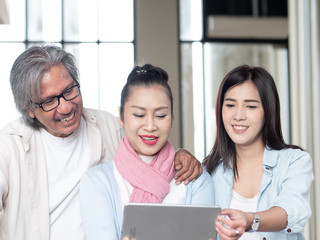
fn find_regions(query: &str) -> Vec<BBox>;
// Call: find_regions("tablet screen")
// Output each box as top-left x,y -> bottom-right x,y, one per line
121,203 -> 221,240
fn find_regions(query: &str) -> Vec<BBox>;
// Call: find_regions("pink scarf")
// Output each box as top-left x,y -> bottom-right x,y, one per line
114,135 -> 175,203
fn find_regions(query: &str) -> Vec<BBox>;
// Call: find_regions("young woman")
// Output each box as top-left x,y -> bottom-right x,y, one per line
80,64 -> 215,240
203,65 -> 313,240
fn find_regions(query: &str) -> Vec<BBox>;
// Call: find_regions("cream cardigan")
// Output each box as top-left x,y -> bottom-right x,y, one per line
0,108 -> 123,240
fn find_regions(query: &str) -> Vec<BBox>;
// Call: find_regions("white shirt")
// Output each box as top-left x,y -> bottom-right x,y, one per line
41,117 -> 90,240
229,189 -> 259,240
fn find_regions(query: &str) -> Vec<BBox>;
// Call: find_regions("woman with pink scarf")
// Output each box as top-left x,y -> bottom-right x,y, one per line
80,64 -> 215,240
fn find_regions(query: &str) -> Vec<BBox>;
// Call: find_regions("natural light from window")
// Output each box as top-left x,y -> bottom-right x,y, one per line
0,0 -> 134,129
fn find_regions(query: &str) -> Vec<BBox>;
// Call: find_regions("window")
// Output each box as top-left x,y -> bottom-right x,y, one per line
0,0 -> 134,128
179,0 -> 289,160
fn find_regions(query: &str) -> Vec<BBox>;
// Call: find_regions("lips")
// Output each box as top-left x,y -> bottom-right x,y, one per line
139,135 -> 159,145
233,125 -> 248,130
59,112 -> 75,123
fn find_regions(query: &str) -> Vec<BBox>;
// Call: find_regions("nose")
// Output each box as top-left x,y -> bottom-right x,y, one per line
233,106 -> 246,120
57,96 -> 73,114
144,115 -> 157,132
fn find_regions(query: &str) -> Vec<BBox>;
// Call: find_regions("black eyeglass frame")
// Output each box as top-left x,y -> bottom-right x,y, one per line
35,83 -> 81,112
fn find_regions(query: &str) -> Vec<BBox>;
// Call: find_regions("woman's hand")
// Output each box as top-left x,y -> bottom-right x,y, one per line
215,209 -> 252,240
122,236 -> 136,240
173,148 -> 202,185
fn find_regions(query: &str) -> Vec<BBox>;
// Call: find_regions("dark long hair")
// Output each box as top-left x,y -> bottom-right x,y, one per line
203,65 -> 302,178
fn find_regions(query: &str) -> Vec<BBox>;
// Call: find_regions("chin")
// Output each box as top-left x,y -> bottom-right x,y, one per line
56,125 -> 79,137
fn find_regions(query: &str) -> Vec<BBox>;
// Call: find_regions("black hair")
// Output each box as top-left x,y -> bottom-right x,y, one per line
203,65 -> 302,178
120,64 -> 173,120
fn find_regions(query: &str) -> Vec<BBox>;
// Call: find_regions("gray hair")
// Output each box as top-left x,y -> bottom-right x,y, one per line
10,44 -> 80,129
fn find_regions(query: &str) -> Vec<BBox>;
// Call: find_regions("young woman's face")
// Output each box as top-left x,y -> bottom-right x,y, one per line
222,80 -> 265,148
119,84 -> 172,156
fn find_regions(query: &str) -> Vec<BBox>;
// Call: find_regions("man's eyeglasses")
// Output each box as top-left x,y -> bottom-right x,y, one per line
35,84 -> 81,112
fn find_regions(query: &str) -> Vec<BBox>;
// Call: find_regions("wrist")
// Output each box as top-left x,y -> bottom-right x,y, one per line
245,212 -> 254,231
249,212 -> 261,232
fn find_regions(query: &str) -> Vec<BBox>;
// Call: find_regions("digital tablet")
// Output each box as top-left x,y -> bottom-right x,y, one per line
121,203 -> 221,240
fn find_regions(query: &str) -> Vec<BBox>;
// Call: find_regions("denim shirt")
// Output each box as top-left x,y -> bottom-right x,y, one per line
210,147 -> 313,240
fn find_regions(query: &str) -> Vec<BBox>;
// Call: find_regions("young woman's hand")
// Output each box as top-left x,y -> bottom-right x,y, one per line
122,236 -> 136,240
215,209 -> 252,240
173,148 -> 202,185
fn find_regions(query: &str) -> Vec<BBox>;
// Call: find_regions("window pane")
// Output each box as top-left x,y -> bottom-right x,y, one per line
27,0 -> 61,41
99,0 -> 134,42
99,43 -> 134,116
63,0 -> 98,41
0,0 -> 135,128
64,43 -> 100,110
180,42 -> 205,159
179,0 -> 202,41
203,43 -> 289,154
0,43 -> 25,128
0,0 -> 25,41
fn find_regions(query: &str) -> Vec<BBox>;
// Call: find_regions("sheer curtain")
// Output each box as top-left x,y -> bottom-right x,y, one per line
0,0 -> 9,24
289,1 -> 320,239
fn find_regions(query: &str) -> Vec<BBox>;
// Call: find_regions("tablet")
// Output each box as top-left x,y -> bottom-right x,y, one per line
121,203 -> 221,240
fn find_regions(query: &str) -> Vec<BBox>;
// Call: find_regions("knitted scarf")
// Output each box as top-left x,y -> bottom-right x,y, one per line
114,135 -> 175,203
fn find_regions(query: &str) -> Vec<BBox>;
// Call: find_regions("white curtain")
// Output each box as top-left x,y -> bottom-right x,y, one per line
0,0 -> 9,24
289,0 -> 320,239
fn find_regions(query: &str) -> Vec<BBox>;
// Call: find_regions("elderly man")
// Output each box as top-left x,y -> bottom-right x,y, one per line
0,45 -> 201,240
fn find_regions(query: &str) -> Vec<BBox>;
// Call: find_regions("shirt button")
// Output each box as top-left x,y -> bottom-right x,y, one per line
287,229 -> 292,233
265,167 -> 270,170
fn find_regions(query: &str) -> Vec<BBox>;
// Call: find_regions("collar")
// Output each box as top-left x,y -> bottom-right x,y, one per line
262,146 -> 279,168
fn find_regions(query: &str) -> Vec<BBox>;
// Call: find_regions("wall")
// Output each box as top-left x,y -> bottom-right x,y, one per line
135,0 -> 181,148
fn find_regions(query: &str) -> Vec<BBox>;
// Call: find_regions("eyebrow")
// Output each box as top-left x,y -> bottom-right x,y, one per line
130,105 -> 169,111
224,98 -> 261,103
40,82 -> 76,101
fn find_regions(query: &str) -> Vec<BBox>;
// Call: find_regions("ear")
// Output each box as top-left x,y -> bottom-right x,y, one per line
118,107 -> 124,128
27,109 -> 35,119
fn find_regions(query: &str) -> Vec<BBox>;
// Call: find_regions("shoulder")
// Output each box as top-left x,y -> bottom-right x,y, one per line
80,161 -> 115,189
0,117 -> 33,137
187,167 -> 215,193
193,168 -> 213,186
264,147 -> 313,183
82,108 -> 119,124
82,108 -> 123,136
264,147 -> 312,166
0,117 -> 39,152
207,160 -> 230,178
279,147 -> 311,159
184,167 -> 215,205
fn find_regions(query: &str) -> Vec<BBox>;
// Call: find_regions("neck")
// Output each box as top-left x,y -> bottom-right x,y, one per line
235,138 -> 265,165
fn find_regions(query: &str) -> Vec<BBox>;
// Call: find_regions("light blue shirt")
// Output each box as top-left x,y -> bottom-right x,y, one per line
210,146 -> 314,240
80,162 -> 215,240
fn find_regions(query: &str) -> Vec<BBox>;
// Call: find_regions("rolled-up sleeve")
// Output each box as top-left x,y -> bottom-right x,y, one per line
273,150 -> 313,233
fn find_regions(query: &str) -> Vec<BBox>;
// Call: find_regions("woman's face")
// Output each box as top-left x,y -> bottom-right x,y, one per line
222,80 -> 265,148
119,84 -> 172,156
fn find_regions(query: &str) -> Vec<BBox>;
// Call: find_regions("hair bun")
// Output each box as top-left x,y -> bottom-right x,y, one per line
127,64 -> 168,84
